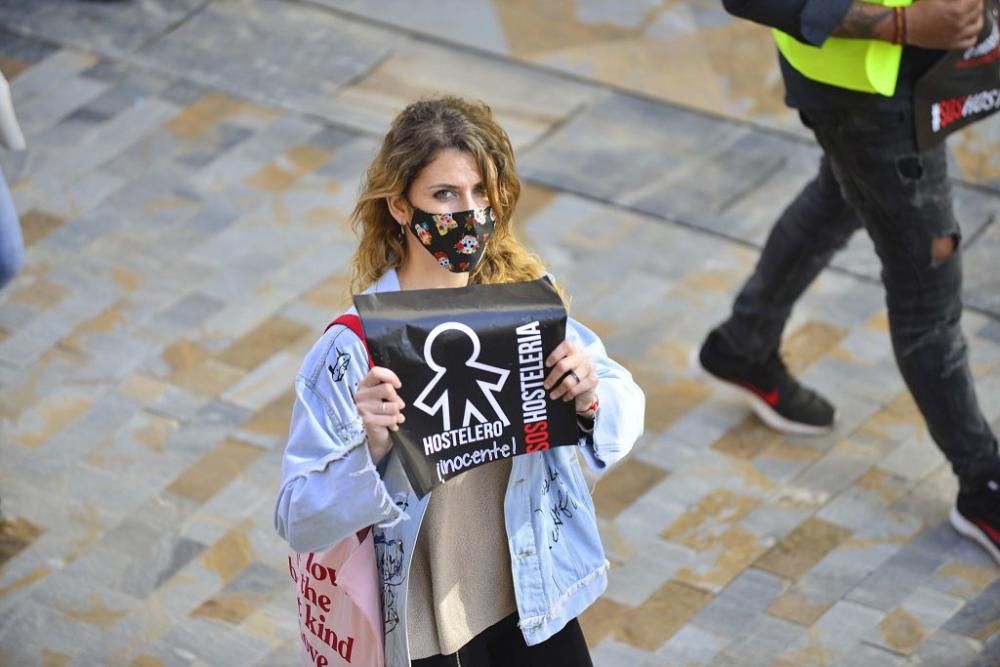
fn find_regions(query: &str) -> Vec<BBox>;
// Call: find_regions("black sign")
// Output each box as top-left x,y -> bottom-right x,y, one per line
915,0 -> 1000,149
354,278 -> 578,497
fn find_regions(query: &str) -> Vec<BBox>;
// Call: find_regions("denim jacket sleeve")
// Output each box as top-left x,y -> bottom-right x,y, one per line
566,317 -> 645,472
274,325 -> 407,554
722,0 -> 853,46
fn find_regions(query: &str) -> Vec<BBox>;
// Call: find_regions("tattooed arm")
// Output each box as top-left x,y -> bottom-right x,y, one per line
833,0 -> 985,49
831,3 -> 895,41
724,0 -> 984,50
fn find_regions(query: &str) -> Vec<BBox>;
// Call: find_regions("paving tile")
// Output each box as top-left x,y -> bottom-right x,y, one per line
134,0 -> 394,117
579,595 -> 635,649
221,351 -> 300,411
661,489 -> 761,550
689,567 -> 788,638
943,579 -> 1000,642
710,614 -> 803,666
927,559 -> 1000,601
190,562 -> 286,626
961,192 -> 1000,318
738,498 -> 816,546
0,599 -> 106,665
674,526 -> 773,594
9,49 -> 98,102
768,582 -> 838,628
236,388 -> 295,442
255,639 -> 306,667
631,372 -> 711,433
891,464 -> 959,525
755,518 -> 853,582
0,25 -> 57,65
607,487 -> 689,556
878,433 -> 949,483
605,539 -> 698,608
776,600 -> 886,666
830,643 -> 909,667
656,623 -> 728,665
791,436 -> 897,498
615,579 -> 713,652
240,594 -> 301,660
751,440 -> 822,485
781,320 -> 850,375
327,39 -> 598,147
521,93 -> 802,244
636,429 -> 713,474
0,0 -> 204,56
19,209 -> 66,246
166,438 -> 265,504
0,517 -> 44,569
155,292 -> 227,331
591,454 -> 668,516
709,416 -> 786,460
866,587 -> 967,656
908,630 -> 984,667
969,634 -> 1000,667
215,315 -> 311,371
910,521 -> 989,567
979,318 -> 1000,345
17,72 -> 109,138
311,0 -> 511,53
591,638 -> 663,667
144,616 -> 274,666
27,101 -> 182,202
178,476 -> 276,548
846,545 -> 949,612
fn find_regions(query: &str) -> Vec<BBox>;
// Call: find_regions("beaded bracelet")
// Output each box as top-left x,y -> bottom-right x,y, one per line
892,6 -> 908,45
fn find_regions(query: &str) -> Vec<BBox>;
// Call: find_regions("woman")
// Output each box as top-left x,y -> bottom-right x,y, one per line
275,97 -> 645,667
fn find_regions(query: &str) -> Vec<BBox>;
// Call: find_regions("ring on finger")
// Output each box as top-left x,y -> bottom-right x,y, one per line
569,370 -> 581,384
380,400 -> 386,415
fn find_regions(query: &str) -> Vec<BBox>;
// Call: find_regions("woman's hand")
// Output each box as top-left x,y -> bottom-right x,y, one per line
355,366 -> 405,464
544,340 -> 599,417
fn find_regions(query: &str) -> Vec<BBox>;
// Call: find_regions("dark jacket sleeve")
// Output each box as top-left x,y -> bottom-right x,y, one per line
722,0 -> 854,46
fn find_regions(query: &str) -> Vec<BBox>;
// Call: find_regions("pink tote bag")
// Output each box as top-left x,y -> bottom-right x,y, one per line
287,314 -> 383,666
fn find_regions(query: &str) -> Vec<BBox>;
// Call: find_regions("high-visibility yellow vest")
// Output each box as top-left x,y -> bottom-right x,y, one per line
773,0 -> 913,96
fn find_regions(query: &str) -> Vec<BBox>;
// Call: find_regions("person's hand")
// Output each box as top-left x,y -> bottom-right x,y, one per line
355,366 -> 405,464
907,0 -> 985,50
544,340 -> 599,416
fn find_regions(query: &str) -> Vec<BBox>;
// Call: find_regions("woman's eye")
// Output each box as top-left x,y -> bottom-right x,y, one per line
433,190 -> 454,200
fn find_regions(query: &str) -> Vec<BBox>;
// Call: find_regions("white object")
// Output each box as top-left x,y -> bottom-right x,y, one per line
0,71 -> 25,151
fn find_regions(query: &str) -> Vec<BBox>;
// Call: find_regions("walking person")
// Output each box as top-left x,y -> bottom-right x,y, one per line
0,69 -> 25,289
275,97 -> 645,666
701,0 -> 1000,564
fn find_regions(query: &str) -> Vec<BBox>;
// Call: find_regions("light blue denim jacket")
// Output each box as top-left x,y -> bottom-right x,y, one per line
275,270 -> 645,666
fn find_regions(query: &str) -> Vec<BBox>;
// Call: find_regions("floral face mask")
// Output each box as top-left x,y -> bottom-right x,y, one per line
408,206 -> 495,273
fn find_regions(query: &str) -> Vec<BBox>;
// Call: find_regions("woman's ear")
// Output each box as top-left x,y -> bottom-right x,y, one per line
387,194 -> 412,226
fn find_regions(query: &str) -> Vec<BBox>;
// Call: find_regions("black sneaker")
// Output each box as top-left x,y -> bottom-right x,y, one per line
698,329 -> 835,436
950,461 -> 1000,565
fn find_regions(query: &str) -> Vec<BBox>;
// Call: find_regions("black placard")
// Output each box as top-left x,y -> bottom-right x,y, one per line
354,278 -> 579,497
915,1 -> 1000,149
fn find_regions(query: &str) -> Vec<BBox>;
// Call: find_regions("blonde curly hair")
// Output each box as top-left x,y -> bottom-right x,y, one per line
350,97 -> 551,294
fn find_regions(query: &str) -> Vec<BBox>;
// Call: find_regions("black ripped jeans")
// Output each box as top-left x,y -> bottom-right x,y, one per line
719,108 -> 998,483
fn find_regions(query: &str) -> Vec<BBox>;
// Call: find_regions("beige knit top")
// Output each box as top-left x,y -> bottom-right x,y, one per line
406,458 -> 517,659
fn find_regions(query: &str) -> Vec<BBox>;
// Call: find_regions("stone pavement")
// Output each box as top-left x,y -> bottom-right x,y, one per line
0,2 -> 998,666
